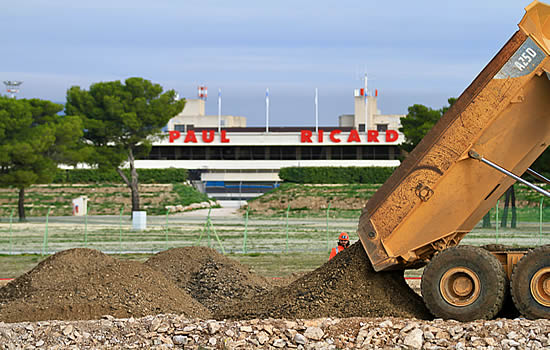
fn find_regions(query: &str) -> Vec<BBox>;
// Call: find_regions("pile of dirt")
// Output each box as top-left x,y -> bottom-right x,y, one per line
0,245 -> 431,323
0,248 -> 210,323
218,242 -> 432,320
145,247 -> 272,312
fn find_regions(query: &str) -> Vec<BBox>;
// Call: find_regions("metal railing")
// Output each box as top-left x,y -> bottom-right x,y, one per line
0,199 -> 547,256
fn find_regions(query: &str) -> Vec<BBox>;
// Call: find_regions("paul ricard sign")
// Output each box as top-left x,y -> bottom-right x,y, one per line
168,129 -> 400,144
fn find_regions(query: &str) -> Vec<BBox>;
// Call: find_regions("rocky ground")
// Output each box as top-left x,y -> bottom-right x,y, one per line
0,244 -> 548,349
0,315 -> 549,349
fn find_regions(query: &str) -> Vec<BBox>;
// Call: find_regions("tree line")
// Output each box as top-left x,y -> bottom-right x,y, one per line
0,78 -> 185,221
1,80 -> 547,222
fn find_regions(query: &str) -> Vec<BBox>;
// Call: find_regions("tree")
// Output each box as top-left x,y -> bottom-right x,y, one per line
0,97 -> 84,221
398,98 -> 456,153
500,186 -> 517,228
65,77 -> 185,213
530,148 -> 550,179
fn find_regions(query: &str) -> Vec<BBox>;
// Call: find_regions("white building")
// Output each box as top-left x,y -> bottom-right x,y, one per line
339,89 -> 403,132
167,99 -> 246,131
136,88 -> 406,200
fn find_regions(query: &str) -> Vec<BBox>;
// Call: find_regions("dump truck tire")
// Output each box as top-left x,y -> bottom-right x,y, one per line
421,245 -> 507,321
480,245 -> 520,318
510,245 -> 550,319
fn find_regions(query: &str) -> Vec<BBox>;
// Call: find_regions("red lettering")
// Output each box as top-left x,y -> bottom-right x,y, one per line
330,129 -> 341,143
221,130 -> 230,143
385,129 -> 399,142
347,129 -> 361,143
184,130 -> 198,143
367,130 -> 379,142
202,130 -> 215,143
169,130 -> 180,143
318,130 -> 324,143
301,130 -> 313,143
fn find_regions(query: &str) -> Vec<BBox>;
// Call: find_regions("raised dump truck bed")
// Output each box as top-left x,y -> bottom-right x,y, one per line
357,1 -> 550,320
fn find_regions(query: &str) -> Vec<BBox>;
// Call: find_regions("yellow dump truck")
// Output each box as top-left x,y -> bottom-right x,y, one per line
358,1 -> 550,321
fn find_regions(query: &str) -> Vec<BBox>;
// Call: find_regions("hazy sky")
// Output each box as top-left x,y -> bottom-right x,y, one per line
1,0 -> 535,126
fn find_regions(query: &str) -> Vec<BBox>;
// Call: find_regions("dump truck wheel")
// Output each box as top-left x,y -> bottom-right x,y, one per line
421,245 -> 507,321
510,245 -> 550,319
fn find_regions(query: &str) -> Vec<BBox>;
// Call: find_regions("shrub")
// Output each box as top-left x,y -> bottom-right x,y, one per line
278,167 -> 395,184
53,168 -> 188,184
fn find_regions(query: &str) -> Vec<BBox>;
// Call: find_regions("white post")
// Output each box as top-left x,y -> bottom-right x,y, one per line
266,88 -> 270,132
218,88 -> 222,132
315,88 -> 319,133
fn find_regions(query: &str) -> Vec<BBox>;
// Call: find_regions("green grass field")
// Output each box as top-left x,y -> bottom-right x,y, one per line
0,182 -> 547,279
0,213 -> 547,280
0,251 -> 329,279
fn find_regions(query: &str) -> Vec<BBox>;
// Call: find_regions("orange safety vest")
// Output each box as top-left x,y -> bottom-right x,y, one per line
329,245 -> 345,260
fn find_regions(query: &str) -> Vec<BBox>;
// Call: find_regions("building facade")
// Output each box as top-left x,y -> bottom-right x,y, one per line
136,89 -> 406,200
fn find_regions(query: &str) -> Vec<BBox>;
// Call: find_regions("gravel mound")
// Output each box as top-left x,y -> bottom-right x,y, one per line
0,248 -> 210,323
145,247 -> 272,312
218,242 -> 432,320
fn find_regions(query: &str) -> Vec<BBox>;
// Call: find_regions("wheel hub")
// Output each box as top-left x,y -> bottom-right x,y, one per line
440,267 -> 481,307
453,276 -> 474,296
530,267 -> 550,307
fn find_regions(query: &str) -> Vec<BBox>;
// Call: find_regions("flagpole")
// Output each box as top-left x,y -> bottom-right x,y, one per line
364,73 -> 368,133
315,88 -> 319,133
266,88 -> 270,133
218,88 -> 222,132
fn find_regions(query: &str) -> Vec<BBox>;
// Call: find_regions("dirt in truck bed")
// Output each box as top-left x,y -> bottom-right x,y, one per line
0,244 -> 430,323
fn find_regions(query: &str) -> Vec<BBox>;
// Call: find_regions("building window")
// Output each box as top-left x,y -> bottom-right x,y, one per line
282,147 -> 297,160
342,146 -> 357,160
186,124 -> 194,131
191,147 -> 205,160
222,148 -> 235,160
311,146 -> 327,160
144,144 -> 400,162
174,124 -> 185,132
207,147 -> 223,160
269,147 -> 281,160
377,124 -> 388,132
358,124 -> 365,132
237,147 -> 251,160
251,147 -> 265,160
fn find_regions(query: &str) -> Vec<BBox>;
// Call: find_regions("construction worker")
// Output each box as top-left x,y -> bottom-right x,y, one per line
329,232 -> 350,260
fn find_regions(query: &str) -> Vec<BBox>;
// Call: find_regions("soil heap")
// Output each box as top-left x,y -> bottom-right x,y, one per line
0,248 -> 210,323
218,242 -> 432,320
145,247 -> 272,313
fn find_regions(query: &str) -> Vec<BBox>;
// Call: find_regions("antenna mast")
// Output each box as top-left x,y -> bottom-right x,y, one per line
3,81 -> 23,98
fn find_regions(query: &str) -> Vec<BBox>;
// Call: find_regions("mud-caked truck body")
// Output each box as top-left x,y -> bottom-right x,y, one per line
357,1 -> 550,321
